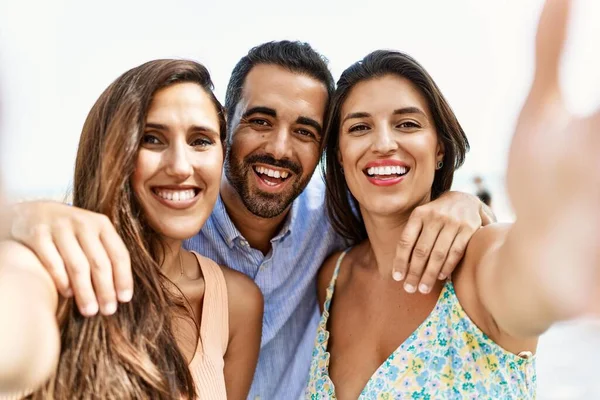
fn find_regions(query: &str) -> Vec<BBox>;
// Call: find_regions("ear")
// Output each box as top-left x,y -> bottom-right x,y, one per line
337,148 -> 343,166
436,141 -> 445,164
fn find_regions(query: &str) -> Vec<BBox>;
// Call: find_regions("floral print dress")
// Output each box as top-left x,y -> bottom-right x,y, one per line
305,251 -> 536,400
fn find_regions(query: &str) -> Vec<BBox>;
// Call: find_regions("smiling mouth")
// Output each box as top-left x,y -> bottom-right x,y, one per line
252,165 -> 292,187
152,187 -> 200,201
364,165 -> 410,179
150,187 -> 202,210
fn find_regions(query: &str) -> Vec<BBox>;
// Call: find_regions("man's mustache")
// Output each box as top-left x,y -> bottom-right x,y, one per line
245,154 -> 302,175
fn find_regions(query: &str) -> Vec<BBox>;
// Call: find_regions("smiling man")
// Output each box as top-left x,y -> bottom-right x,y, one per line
7,41 -> 493,399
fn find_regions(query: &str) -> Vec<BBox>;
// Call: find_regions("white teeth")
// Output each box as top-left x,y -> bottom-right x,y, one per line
367,166 -> 408,176
254,166 -> 290,179
155,189 -> 196,202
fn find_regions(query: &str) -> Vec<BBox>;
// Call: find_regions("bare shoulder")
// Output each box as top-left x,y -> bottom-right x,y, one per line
453,223 -> 511,336
317,250 -> 346,313
454,223 -> 510,287
467,223 -> 510,260
220,265 -> 263,328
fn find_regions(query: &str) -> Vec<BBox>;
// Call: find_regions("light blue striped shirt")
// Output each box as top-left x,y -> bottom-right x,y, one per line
184,173 -> 345,400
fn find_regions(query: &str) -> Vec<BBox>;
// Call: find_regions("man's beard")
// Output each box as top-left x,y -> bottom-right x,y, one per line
224,149 -> 310,219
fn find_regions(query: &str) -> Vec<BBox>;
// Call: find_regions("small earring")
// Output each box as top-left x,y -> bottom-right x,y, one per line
340,167 -> 345,175
436,160 -> 444,170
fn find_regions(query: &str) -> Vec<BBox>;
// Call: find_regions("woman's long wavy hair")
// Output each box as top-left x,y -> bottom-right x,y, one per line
323,50 -> 470,244
29,59 -> 227,399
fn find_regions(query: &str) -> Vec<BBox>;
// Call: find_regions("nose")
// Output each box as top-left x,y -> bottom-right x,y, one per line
264,126 -> 293,160
372,125 -> 398,155
165,140 -> 193,180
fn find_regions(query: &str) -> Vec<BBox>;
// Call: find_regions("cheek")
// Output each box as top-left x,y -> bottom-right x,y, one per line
131,151 -> 159,195
411,135 -> 439,166
298,142 -> 321,173
230,129 -> 260,158
227,137 -> 247,164
193,148 -> 224,186
338,136 -> 364,171
338,138 -> 365,193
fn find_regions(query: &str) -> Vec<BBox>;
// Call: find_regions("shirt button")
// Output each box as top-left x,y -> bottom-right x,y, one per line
254,396 -> 261,400
240,240 -> 249,247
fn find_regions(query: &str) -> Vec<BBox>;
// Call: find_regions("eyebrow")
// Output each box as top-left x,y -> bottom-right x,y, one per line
242,106 -> 277,119
393,107 -> 426,117
145,122 -> 218,136
243,106 -> 322,136
342,107 -> 427,124
296,116 -> 323,136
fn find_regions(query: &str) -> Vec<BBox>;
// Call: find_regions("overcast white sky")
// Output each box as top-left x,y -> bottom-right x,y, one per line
1,0 -> 599,220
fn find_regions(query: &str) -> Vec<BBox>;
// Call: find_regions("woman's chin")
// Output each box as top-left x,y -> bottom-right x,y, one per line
361,200 -> 414,218
152,221 -> 207,242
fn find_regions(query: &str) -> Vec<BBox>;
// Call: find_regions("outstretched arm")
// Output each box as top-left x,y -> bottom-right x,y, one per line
474,0 -> 600,338
0,241 -> 60,393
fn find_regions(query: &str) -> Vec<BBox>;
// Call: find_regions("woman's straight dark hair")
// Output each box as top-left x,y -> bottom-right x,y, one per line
323,50 -> 469,244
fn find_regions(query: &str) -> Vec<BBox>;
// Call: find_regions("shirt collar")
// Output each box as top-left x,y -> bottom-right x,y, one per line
212,195 -> 242,248
212,194 -> 298,246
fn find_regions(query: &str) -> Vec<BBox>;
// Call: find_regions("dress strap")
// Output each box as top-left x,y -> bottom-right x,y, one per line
192,252 -> 229,358
323,249 -> 348,314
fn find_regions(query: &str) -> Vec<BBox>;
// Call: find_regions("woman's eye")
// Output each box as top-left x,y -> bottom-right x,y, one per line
348,124 -> 369,133
191,137 -> 214,147
142,134 -> 162,145
398,121 -> 420,129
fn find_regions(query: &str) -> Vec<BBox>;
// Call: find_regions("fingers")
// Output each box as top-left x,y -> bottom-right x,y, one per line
531,0 -> 572,99
417,223 -> 460,294
78,233 -> 117,315
100,221 -> 133,303
438,228 -> 472,282
8,202 -> 131,317
53,226 -> 99,316
402,220 -> 443,294
392,217 -> 423,282
28,225 -> 72,298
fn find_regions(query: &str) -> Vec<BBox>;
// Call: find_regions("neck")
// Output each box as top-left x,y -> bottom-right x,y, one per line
158,238 -> 184,281
220,177 -> 290,255
361,194 -> 431,279
362,210 -> 411,279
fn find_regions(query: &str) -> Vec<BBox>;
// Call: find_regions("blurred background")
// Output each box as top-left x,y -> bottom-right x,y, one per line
1,0 -> 599,398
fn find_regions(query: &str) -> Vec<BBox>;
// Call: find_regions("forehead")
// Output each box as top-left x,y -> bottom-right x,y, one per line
240,64 -> 328,123
146,82 -> 220,131
342,74 -> 431,117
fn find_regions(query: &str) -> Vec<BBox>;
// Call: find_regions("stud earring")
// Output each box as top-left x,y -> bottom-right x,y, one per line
436,160 -> 444,170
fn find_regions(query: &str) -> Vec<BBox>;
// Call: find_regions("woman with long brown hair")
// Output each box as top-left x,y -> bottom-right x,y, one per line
0,59 -> 262,399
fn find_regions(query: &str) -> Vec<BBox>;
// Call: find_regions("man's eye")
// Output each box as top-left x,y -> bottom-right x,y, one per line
250,119 -> 270,127
297,129 -> 316,139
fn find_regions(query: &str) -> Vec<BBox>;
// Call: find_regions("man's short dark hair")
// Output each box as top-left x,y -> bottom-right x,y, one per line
224,40 -> 335,132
